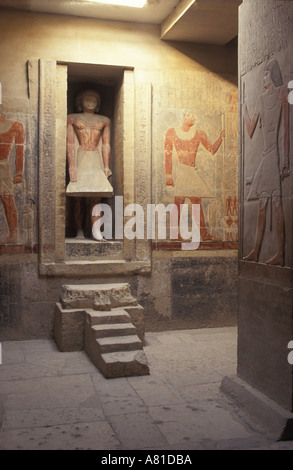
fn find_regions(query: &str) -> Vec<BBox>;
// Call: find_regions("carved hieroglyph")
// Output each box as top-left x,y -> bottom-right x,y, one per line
0,113 -> 24,243
243,59 -> 289,266
239,0 -> 291,77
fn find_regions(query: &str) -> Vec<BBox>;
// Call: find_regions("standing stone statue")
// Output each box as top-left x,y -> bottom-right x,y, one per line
66,89 -> 113,240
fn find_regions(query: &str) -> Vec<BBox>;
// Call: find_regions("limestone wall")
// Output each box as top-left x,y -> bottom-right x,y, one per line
0,8 -> 238,339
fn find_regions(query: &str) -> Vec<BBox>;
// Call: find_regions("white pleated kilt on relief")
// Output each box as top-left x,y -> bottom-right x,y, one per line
174,163 -> 213,198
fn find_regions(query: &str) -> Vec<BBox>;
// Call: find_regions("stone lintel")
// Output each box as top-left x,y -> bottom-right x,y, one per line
39,260 -> 152,277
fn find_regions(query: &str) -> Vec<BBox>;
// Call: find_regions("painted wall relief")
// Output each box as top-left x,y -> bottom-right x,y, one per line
159,91 -> 238,247
164,112 -> 225,241
151,70 -> 238,249
66,89 -> 113,241
0,111 -> 25,244
243,59 -> 289,266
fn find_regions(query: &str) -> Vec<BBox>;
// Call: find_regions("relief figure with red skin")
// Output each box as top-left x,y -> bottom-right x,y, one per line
0,113 -> 24,243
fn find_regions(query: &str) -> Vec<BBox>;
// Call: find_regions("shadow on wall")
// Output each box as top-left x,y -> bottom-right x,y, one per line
164,38 -> 238,85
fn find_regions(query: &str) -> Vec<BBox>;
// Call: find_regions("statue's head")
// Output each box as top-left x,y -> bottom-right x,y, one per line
75,89 -> 101,113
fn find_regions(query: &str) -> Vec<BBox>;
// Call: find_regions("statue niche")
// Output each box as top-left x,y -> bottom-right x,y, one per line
66,89 -> 113,241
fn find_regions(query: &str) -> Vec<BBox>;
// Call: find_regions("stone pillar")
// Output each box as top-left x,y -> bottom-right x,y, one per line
238,0 -> 293,412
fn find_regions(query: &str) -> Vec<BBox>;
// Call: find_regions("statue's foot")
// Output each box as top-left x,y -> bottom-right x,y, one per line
92,227 -> 106,242
92,236 -> 106,242
266,252 -> 284,267
93,237 -> 106,242
75,229 -> 85,240
243,249 -> 258,262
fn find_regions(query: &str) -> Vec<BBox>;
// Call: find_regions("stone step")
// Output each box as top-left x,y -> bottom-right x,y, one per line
56,282 -> 149,379
86,308 -> 131,326
96,335 -> 143,353
85,322 -> 149,378
91,323 -> 137,338
101,350 -> 150,378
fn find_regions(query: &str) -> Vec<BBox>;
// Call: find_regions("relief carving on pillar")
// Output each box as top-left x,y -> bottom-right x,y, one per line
243,59 -> 290,266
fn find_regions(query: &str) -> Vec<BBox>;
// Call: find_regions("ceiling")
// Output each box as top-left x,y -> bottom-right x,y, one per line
0,0 -> 241,45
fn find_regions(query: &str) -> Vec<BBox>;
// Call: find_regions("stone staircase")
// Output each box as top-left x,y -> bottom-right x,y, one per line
85,308 -> 149,378
54,283 -> 150,379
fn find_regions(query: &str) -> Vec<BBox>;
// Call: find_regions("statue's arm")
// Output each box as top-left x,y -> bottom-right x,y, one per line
102,119 -> 112,178
67,117 -> 77,182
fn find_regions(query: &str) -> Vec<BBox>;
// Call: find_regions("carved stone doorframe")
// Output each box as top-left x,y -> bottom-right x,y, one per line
33,59 -> 152,277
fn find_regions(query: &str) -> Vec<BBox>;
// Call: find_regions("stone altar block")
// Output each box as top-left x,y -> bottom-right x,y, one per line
54,283 -> 149,378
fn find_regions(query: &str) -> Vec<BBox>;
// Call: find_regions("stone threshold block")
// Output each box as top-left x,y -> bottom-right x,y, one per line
65,239 -> 123,261
54,283 -> 149,378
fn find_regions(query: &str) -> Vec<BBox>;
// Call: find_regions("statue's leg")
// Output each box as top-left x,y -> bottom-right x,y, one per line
90,197 -> 103,241
75,197 -> 85,239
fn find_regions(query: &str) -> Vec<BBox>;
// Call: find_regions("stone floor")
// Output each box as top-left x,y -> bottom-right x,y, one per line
1,326 -> 293,451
